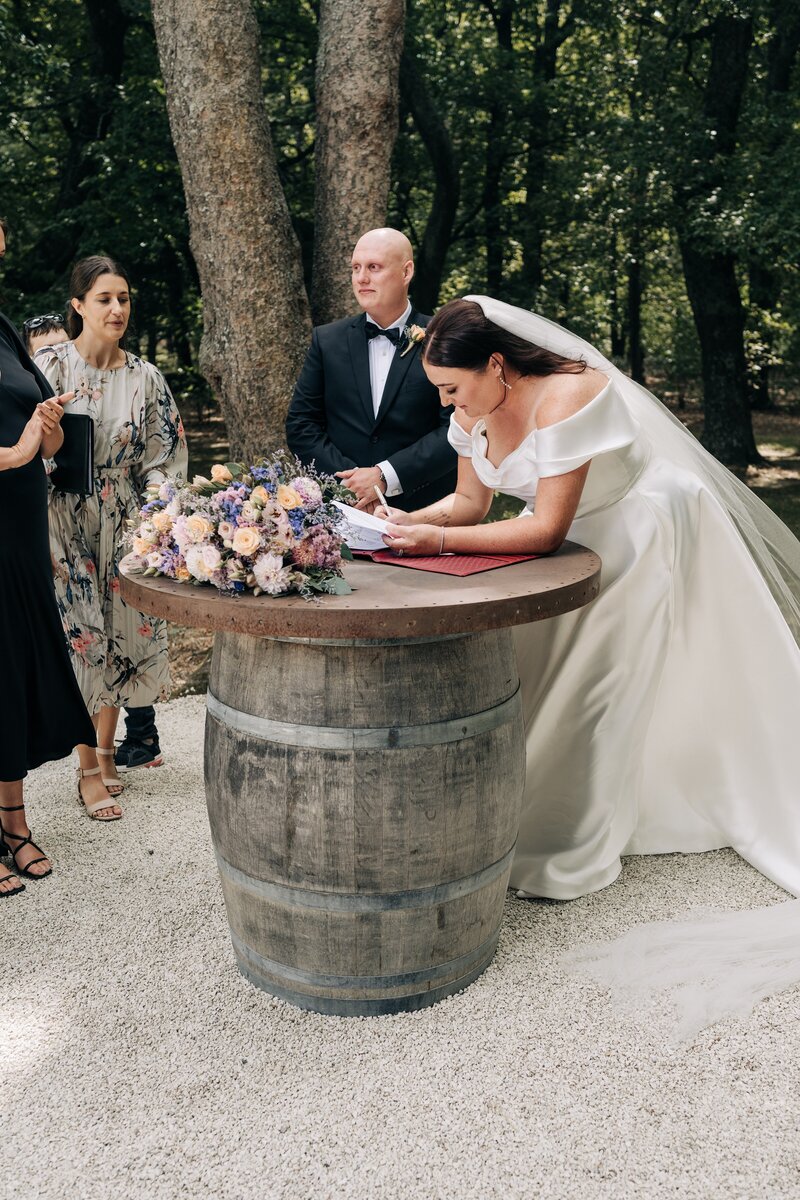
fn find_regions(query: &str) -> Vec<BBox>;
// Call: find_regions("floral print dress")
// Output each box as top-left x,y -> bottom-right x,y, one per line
37,342 -> 188,714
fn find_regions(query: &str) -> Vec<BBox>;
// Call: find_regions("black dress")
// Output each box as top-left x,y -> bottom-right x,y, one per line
0,312 -> 95,781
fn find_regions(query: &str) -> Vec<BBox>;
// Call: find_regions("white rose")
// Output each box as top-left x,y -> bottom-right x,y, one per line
202,544 -> 222,571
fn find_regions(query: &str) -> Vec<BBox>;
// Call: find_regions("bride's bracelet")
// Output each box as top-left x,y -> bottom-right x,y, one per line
438,526 -> 446,556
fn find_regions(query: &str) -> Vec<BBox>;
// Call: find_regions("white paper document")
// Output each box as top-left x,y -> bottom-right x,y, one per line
332,500 -> 389,552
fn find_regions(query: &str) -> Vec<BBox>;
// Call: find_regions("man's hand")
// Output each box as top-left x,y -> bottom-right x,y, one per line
336,465 -> 386,510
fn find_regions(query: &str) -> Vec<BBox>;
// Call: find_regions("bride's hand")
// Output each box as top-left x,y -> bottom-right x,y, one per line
375,504 -> 412,524
383,522 -> 445,556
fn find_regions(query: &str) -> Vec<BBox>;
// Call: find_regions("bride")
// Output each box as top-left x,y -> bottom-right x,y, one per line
378,296 -> 800,1032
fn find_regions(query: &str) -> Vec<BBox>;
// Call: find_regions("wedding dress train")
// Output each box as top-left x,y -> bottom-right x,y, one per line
456,296 -> 800,1032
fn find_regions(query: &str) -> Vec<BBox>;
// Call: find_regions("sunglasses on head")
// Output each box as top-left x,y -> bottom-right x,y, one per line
22,313 -> 64,331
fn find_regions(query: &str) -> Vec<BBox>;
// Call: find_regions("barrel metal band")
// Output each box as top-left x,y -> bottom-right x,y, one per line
215,843 -> 515,912
265,633 -> 468,647
229,927 -> 500,991
206,686 -> 521,750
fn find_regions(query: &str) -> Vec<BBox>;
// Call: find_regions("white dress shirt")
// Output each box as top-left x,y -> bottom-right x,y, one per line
364,300 -> 413,497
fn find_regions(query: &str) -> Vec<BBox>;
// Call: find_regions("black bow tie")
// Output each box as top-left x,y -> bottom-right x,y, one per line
366,323 -> 401,345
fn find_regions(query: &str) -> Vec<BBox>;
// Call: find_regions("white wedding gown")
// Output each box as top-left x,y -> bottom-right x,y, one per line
448,378 -> 800,902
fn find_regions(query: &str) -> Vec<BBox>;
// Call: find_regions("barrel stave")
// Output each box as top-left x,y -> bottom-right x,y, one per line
205,722 -> 522,891
219,871 -> 509,980
209,630 -> 519,726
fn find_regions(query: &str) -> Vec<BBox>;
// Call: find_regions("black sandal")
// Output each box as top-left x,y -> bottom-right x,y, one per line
0,865 -> 25,897
0,803 -> 52,881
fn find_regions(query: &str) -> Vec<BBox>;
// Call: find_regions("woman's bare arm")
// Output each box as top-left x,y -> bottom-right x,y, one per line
0,411 -> 45,471
384,463 -> 590,556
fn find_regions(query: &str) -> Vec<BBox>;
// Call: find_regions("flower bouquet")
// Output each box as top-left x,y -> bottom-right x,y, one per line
128,453 -> 355,598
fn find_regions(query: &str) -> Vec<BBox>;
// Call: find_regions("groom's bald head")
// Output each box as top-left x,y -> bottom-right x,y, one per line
351,228 -> 414,327
354,228 -> 413,262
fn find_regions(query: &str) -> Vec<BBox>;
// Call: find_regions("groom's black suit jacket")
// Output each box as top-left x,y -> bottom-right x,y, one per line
286,309 -> 457,511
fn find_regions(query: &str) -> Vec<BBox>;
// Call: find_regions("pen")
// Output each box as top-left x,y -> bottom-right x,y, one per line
374,483 -> 387,510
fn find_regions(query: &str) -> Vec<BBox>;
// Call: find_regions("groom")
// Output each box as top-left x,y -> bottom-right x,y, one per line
286,227 -> 456,511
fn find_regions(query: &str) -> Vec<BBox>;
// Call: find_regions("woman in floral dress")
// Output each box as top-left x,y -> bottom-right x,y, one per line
37,256 -> 187,809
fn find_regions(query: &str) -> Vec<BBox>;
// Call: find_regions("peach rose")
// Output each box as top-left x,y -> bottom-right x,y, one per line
232,526 -> 262,557
152,510 -> 173,534
250,485 -> 270,506
186,514 -> 213,541
175,564 -> 191,582
276,484 -> 302,510
133,535 -> 155,557
210,463 -> 233,483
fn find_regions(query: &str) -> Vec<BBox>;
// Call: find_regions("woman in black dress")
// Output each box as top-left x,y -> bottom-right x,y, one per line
0,219 -> 111,898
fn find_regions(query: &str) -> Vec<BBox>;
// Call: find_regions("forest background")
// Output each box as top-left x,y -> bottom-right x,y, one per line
1,0 -> 799,536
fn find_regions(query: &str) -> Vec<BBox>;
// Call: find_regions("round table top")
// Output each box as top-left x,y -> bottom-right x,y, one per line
120,542 -> 600,640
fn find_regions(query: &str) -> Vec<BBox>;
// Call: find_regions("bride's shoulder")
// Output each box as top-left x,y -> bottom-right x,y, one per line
451,409 -> 482,435
533,368 -> 611,431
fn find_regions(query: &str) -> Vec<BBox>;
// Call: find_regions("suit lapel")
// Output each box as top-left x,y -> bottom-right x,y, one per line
346,313 -> 375,427
373,309 -> 420,428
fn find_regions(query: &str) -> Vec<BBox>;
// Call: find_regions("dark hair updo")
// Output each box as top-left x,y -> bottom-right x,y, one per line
423,298 -> 586,377
67,255 -> 131,342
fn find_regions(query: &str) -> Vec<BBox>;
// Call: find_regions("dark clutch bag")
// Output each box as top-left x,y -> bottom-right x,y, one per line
51,413 -> 94,496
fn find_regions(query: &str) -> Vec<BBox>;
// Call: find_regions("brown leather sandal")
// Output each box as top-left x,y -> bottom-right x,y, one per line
76,766 -> 123,821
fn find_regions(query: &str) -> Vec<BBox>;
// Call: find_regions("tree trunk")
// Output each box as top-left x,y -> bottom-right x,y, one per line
311,0 -> 405,325
482,0 -> 513,294
520,0 -> 572,300
400,47 -> 460,314
609,233 -> 625,359
627,224 -> 644,384
673,14 -> 757,467
680,243 -> 757,465
150,0 -> 310,461
746,0 -> 800,409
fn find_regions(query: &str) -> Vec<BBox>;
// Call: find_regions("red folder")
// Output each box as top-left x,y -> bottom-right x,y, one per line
353,550 -> 539,576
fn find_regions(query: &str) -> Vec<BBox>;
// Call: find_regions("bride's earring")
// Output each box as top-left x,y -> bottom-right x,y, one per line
499,372 -> 512,391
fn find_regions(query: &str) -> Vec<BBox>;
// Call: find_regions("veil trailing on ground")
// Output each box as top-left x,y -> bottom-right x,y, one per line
466,295 -> 800,1039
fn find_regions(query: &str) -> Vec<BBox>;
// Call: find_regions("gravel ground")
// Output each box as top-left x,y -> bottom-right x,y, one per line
3,694 -> 799,1200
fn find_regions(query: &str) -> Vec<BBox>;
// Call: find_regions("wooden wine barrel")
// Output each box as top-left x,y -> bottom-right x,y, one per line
204,628 -> 526,1015
122,546 -> 601,1015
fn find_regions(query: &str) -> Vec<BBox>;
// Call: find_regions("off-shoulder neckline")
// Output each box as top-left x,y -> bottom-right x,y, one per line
463,376 -> 614,471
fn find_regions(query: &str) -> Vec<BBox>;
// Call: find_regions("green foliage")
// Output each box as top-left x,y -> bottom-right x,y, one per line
0,0 -> 798,412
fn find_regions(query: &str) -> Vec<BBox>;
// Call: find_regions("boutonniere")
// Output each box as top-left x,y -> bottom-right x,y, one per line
400,323 -> 426,357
